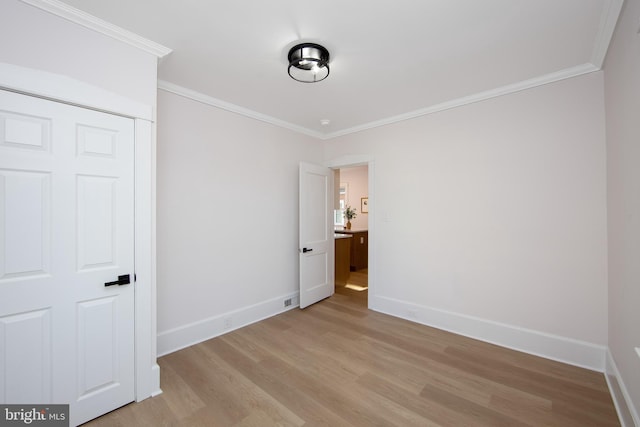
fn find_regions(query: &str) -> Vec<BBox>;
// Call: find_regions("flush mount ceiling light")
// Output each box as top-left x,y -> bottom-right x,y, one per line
288,43 -> 330,83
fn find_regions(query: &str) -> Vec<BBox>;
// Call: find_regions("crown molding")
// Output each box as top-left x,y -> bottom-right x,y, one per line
591,0 -> 625,68
159,63 -> 600,141
19,0 -> 172,58
157,80 -> 325,140
153,0 -> 619,140
19,0 -> 620,140
324,63 -> 600,139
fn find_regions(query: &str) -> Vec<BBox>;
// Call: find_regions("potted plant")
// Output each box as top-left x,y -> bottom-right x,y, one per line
344,205 -> 357,230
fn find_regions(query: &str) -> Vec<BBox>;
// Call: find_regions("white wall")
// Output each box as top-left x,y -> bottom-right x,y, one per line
604,0 -> 640,422
340,165 -> 368,230
324,72 -> 608,366
0,0 -> 158,107
156,90 -> 323,354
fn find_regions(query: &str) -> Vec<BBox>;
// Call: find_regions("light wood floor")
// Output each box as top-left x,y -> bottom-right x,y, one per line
86,270 -> 619,426
346,268 -> 369,288
335,268 -> 368,305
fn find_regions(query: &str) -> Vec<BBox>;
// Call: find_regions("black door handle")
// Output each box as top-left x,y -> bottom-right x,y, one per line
105,274 -> 131,287
302,248 -> 313,253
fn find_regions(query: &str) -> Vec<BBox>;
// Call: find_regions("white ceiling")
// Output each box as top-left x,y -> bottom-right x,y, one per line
52,0 -> 621,139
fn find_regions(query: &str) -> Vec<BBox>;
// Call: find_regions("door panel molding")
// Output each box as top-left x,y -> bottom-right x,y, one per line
0,308 -> 52,403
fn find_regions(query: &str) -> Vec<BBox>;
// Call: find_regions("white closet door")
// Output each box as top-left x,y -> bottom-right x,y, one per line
0,90 -> 135,425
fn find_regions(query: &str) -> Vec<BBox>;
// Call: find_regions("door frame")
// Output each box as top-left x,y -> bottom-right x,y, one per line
0,62 -> 162,401
325,155 -> 374,309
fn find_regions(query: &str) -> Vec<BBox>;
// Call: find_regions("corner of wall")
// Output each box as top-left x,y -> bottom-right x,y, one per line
605,349 -> 640,427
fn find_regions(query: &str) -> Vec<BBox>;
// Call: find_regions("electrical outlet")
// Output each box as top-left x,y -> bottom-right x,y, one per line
223,317 -> 232,330
284,298 -> 292,307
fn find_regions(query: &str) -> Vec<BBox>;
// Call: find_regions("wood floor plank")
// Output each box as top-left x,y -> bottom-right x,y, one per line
195,345 -> 306,427
164,346 -> 249,425
487,393 -> 581,427
350,331 -> 554,416
158,361 -> 207,420
448,338 -> 607,391
206,336 -> 353,426
84,274 -> 620,426
256,354 -> 416,427
442,345 -> 618,417
418,380 -> 530,427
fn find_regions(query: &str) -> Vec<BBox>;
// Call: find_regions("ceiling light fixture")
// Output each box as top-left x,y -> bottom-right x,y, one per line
288,43 -> 330,83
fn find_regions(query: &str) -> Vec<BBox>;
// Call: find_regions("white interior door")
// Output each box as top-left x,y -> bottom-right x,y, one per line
0,90 -> 135,425
299,162 -> 334,309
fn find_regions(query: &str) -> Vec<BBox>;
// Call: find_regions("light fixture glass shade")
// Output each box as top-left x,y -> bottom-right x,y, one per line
288,43 -> 330,83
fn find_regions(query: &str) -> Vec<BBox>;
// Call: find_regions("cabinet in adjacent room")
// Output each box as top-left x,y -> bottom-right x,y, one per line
334,234 -> 351,285
336,229 -> 368,271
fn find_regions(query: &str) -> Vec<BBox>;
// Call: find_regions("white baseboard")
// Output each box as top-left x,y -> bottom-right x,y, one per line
370,295 -> 606,372
150,363 -> 162,397
158,291 -> 636,425
605,349 -> 640,427
157,292 -> 300,357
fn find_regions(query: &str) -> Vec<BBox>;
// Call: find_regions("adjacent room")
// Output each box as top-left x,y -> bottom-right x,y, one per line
1,0 -> 639,425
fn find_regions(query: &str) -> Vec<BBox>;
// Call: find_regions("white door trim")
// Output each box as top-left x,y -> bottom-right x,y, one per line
0,62 -> 161,400
324,155 -> 375,309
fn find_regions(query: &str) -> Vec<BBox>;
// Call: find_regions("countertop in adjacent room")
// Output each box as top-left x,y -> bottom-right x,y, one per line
334,233 -> 353,239
335,228 -> 368,234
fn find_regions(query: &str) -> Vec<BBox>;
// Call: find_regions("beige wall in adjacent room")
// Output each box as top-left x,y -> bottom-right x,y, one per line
340,165 -> 369,230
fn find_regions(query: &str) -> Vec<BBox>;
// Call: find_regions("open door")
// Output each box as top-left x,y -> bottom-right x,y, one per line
299,162 -> 334,309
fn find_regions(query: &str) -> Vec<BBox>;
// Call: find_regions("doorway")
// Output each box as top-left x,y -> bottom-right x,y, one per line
333,165 -> 369,307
